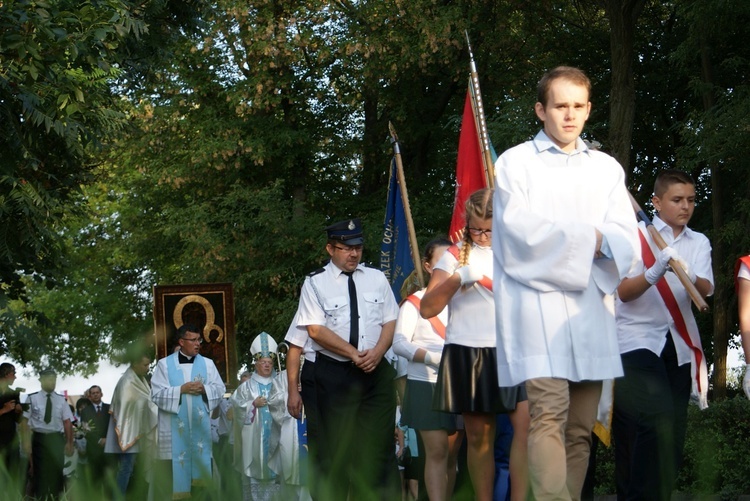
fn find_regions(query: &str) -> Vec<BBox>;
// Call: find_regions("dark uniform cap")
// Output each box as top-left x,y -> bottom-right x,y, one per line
39,368 -> 56,377
325,218 -> 364,245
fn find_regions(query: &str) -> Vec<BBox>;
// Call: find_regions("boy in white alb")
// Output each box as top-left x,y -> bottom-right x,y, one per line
493,66 -> 639,500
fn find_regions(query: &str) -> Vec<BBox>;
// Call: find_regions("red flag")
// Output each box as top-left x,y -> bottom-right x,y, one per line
449,88 -> 487,242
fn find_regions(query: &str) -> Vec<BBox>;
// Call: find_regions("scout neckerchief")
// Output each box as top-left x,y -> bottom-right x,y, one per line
404,294 -> 446,339
167,352 -> 212,499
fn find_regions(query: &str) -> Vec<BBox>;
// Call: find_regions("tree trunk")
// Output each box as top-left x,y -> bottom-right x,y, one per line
606,0 -> 646,177
699,32 -> 728,400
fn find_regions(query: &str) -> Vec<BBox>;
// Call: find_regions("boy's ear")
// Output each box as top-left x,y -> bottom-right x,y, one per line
534,102 -> 546,122
651,195 -> 661,212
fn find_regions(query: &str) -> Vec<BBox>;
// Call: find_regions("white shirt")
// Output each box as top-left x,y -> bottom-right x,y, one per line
435,243 -> 496,347
739,262 -> 750,281
297,261 -> 399,362
616,217 -> 714,364
392,289 -> 448,382
284,309 -> 316,363
24,391 -> 73,434
493,131 -> 639,384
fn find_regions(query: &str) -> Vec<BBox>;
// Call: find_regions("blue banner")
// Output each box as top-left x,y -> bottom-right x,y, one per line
381,158 -> 415,302
298,413 -> 307,483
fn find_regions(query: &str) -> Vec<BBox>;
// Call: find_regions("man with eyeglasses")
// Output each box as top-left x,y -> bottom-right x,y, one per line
296,218 -> 401,500
151,323 -> 226,499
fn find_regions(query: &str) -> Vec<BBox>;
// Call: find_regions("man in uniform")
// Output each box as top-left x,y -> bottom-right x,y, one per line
296,218 -> 400,500
151,323 -> 226,499
21,368 -> 74,500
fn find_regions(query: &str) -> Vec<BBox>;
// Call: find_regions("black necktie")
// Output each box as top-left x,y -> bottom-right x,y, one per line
96,405 -> 101,414
44,393 -> 52,424
343,272 -> 359,348
178,353 -> 194,364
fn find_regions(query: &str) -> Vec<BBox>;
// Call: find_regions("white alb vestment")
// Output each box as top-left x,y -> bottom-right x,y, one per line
231,372 -> 283,481
493,131 -> 639,385
151,353 -> 225,460
269,370 -> 307,487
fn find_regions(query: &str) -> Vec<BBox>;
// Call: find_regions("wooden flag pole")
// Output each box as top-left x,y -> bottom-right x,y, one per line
389,122 -> 425,289
465,31 -> 495,188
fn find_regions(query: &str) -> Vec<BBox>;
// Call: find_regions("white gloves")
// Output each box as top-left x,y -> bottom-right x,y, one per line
744,365 -> 750,400
672,255 -> 697,283
424,350 -> 442,367
644,246 -> 678,285
455,265 -> 483,285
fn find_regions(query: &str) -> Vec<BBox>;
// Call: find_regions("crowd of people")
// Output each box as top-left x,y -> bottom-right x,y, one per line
0,65 -> 748,501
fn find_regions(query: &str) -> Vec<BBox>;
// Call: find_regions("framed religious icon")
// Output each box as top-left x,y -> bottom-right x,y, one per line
153,283 -> 238,390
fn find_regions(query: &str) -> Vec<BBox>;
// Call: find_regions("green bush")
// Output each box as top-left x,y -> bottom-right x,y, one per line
678,396 -> 750,499
592,396 -> 750,499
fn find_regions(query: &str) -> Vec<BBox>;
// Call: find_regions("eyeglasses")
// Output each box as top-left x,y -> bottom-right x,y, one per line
182,336 -> 203,344
332,244 -> 363,253
468,228 -> 492,237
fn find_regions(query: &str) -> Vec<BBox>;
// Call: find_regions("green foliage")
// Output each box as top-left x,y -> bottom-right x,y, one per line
0,0 -> 146,309
670,0 -> 750,376
2,0 -> 750,389
592,398 -> 750,497
678,398 -> 750,497
592,437 -> 616,496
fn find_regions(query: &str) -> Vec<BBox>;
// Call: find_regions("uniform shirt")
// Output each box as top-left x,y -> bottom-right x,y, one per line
434,243 -> 495,348
616,216 -> 714,365
24,391 -> 73,434
493,131 -> 639,385
284,309 -> 316,363
297,261 -> 399,362
392,289 -> 448,382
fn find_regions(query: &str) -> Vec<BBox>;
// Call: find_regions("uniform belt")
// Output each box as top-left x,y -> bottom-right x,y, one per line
316,353 -> 353,365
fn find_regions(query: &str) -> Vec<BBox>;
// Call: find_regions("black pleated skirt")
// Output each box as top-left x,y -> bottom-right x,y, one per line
433,344 -> 527,414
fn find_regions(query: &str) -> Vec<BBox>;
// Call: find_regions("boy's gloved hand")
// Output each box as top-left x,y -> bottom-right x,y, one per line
645,246 -> 678,285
